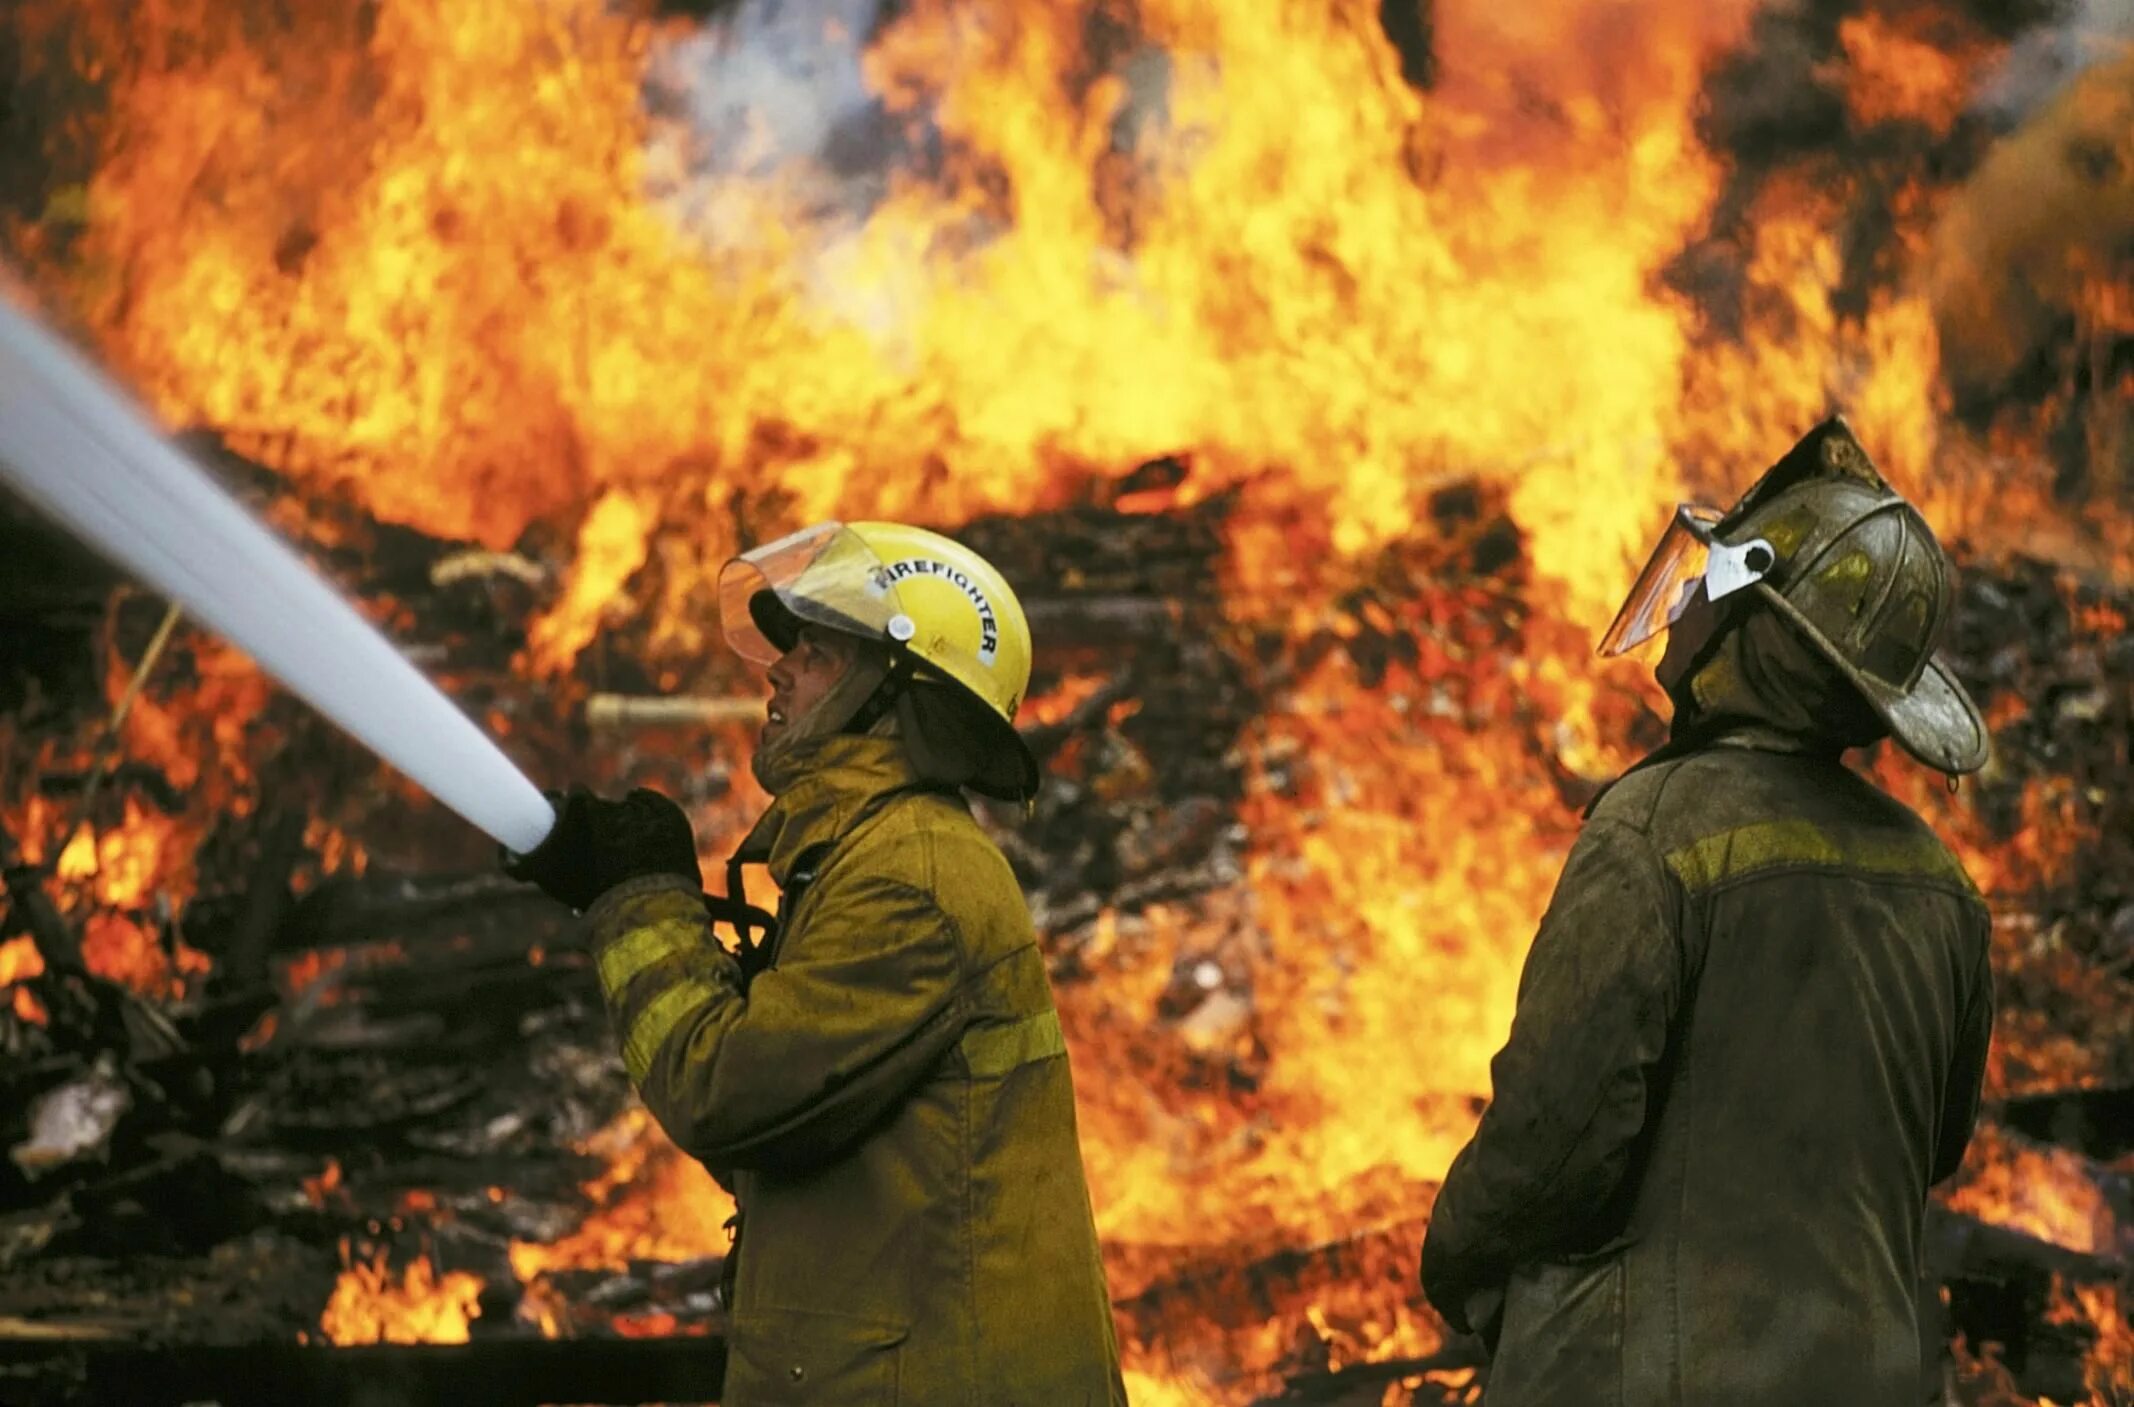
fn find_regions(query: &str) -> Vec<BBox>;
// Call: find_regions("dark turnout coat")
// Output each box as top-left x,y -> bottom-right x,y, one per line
1422,737 -> 1993,1406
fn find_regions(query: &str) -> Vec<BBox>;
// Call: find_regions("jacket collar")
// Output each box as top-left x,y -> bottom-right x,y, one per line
733,734 -> 924,887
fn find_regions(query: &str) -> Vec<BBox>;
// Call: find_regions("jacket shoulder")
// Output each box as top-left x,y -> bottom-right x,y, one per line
840,792 -> 1013,888
1584,753 -> 1703,837
808,792 -> 1032,958
1595,748 -> 1981,900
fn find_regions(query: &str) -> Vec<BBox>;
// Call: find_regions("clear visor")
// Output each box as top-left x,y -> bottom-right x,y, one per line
717,521 -> 911,667
1598,505 -> 1776,657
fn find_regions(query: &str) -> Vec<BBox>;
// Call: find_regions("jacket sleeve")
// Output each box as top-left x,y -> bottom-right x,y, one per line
1931,917 -> 1995,1184
1421,816 -> 1682,1331
584,869 -> 970,1173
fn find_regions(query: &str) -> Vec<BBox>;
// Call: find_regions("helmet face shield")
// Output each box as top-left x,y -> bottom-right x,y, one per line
1600,505 -> 1777,657
718,521 -> 904,667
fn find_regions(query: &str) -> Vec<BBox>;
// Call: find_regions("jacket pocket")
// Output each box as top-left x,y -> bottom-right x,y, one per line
725,1307 -> 909,1406
1487,1254 -> 1625,1407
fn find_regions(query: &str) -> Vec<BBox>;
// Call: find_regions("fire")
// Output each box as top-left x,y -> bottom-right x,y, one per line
302,1158 -> 347,1210
507,1106 -> 735,1290
11,985 -> 49,1026
1020,672 -> 1114,728
21,798 -> 213,999
524,489 -> 656,676
2,930 -> 52,1027
1942,1123 -> 2119,1258
320,1241 -> 484,1346
54,797 -> 192,910
8,0 -> 2134,1397
76,912 -> 208,1000
0,934 -> 44,987
23,0 -> 1764,588
1836,11 -> 1983,134
2064,1282 -> 2134,1402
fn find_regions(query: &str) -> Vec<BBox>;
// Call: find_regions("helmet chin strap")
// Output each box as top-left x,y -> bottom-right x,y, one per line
842,651 -> 916,737
1662,597 -> 1742,731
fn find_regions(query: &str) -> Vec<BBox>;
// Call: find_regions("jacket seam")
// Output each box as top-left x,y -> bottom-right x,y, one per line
961,1035 -> 980,1400
1631,760 -> 1692,834
1486,817 -> 1676,1226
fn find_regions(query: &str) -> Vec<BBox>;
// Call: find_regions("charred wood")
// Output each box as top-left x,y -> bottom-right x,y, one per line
276,871 -> 568,957
218,811 -> 311,994
1927,1203 -> 2123,1404
0,812 -> 83,978
1114,1212 -> 1438,1391
1261,1342 -> 1484,1406
50,1336 -> 730,1407
586,694 -> 763,729
1998,1085 -> 2134,1162
1927,1203 -> 2126,1289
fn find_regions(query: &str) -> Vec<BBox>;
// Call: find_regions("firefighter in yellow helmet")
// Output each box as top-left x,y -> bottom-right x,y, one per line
508,522 -> 1126,1405
1420,419 -> 1995,1406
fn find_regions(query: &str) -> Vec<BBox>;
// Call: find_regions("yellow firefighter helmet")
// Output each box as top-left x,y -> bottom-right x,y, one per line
717,521 -> 1039,799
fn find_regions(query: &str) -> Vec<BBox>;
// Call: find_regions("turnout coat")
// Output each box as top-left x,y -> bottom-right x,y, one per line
587,736 -> 1125,1406
1422,737 -> 1994,1407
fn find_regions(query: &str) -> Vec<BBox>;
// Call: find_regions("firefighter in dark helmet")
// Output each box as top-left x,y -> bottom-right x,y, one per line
1420,418 -> 1994,1406
509,522 -> 1126,1406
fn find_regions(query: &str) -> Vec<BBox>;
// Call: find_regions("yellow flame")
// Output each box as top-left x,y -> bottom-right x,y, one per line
319,1244 -> 484,1345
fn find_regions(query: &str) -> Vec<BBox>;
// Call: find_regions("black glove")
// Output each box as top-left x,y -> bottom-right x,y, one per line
502,786 -> 702,912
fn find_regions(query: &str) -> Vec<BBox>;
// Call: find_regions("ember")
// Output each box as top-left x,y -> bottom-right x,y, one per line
0,0 -> 2130,1404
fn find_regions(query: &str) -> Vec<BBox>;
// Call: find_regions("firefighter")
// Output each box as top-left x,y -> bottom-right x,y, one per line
508,521 -> 1126,1405
1419,418 -> 1995,1405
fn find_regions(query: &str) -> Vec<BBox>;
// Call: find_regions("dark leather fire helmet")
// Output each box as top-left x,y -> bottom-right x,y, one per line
1604,415 -> 1989,775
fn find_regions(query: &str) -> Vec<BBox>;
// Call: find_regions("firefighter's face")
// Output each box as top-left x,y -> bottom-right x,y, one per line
1655,583 -> 1720,697
763,627 -> 859,746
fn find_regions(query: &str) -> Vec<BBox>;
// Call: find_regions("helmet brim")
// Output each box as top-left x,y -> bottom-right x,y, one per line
1868,656 -> 1991,776
971,712 -> 1043,802
1755,583 -> 1990,775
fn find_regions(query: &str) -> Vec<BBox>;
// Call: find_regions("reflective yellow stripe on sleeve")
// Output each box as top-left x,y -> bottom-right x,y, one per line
597,923 -> 693,999
961,1008 -> 1067,1079
622,978 -> 718,1085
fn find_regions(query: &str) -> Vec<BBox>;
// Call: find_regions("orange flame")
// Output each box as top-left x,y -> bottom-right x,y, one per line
319,1242 -> 484,1346
1836,12 -> 1985,135
524,489 -> 656,676
10,984 -> 49,1027
507,1106 -> 735,1289
302,1158 -> 347,1210
1942,1123 -> 2119,1258
14,0 -> 2134,1396
0,934 -> 45,987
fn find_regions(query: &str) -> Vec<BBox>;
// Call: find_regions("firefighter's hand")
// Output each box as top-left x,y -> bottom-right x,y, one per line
502,786 -> 702,912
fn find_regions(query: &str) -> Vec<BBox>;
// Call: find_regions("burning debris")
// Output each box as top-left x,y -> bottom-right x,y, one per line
0,0 -> 2130,1404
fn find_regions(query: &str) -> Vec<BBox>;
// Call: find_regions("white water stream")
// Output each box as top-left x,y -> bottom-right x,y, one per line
0,295 -> 556,855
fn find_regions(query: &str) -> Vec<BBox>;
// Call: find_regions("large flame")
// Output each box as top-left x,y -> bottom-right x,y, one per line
6,0 -> 2132,1397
